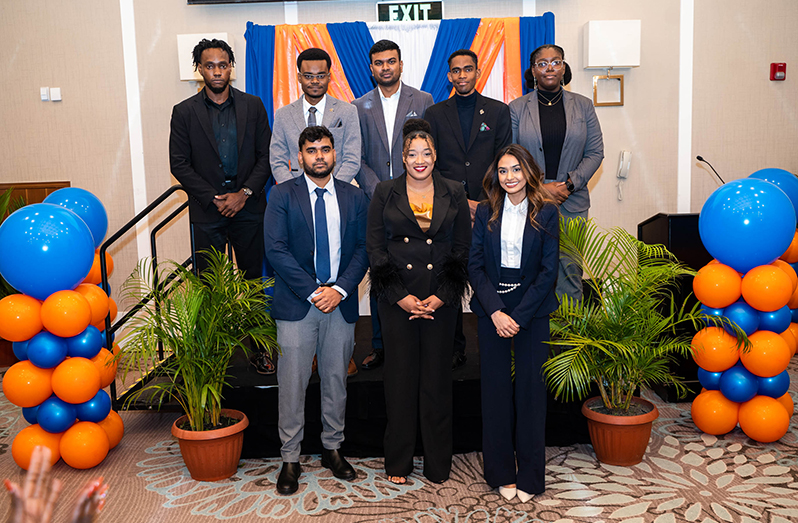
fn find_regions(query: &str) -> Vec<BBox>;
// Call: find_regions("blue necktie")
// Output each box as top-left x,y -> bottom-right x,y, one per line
314,187 -> 330,283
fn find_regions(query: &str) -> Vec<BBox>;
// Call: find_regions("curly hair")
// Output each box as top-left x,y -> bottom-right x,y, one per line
192,39 -> 235,70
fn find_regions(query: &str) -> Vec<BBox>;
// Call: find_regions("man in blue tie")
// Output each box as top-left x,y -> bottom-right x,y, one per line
265,125 -> 369,495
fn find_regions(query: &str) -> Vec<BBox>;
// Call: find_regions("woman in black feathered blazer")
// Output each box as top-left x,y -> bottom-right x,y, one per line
368,130 -> 471,485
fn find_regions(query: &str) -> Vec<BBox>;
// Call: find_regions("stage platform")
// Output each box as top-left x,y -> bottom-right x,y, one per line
224,313 -> 591,459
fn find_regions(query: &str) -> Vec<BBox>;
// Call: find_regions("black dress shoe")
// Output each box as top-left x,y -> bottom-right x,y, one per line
250,352 -> 276,375
361,349 -> 384,370
452,352 -> 467,370
276,462 -> 301,495
321,449 -> 356,480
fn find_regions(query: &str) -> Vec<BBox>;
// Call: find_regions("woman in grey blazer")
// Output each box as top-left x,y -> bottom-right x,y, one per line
509,44 -> 604,301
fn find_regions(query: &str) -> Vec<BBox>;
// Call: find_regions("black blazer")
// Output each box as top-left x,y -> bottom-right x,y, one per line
169,88 -> 272,223
469,201 -> 560,327
424,92 -> 512,200
367,173 -> 471,307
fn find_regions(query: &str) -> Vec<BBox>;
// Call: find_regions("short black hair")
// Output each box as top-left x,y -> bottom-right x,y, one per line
530,44 -> 565,65
447,49 -> 478,69
192,39 -> 235,70
402,118 -> 431,138
297,48 -> 331,71
369,39 -> 401,62
298,125 -> 334,150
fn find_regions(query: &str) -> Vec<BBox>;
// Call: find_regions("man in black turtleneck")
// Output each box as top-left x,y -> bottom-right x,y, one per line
425,49 -> 512,369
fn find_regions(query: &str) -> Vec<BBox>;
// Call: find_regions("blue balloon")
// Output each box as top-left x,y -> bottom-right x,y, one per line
75,390 -> 111,423
759,306 -> 792,334
698,179 -> 796,273
12,340 -> 30,361
99,330 -> 116,346
757,370 -> 790,399
698,367 -> 723,390
43,188 -> 108,248
792,308 -> 798,323
719,366 -> 759,403
749,168 -> 798,223
37,396 -> 77,434
66,326 -> 103,359
27,331 -> 68,369
0,204 -> 95,300
22,406 -> 39,424
722,301 -> 760,336
699,304 -> 725,327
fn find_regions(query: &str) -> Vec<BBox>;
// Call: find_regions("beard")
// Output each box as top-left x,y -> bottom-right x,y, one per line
206,79 -> 229,94
305,162 -> 335,179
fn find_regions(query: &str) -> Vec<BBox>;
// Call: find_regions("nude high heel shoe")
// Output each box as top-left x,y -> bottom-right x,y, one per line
516,489 -> 533,503
498,485 -> 517,501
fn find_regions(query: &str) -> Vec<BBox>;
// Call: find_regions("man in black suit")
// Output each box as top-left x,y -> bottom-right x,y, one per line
424,49 -> 512,369
169,38 -> 274,373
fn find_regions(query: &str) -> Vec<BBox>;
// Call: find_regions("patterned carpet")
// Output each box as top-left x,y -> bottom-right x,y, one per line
1,363 -> 797,523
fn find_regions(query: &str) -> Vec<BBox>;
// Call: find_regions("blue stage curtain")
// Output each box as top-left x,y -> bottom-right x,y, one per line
244,22 -> 276,125
420,18 -> 481,103
327,22 -> 375,99
520,12 -> 555,95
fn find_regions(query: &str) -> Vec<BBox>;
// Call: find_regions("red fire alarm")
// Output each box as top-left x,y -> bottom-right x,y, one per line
770,62 -> 786,81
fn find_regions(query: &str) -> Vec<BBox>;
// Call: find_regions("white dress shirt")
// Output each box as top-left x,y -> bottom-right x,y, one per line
379,83 -> 402,158
303,94 -> 327,127
304,174 -> 347,300
500,196 -> 528,269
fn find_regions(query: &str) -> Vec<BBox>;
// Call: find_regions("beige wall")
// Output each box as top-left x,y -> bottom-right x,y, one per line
3,0 -> 798,302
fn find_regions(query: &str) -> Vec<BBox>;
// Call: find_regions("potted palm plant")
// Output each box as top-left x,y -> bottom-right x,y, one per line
542,218 -> 744,466
120,248 -> 278,481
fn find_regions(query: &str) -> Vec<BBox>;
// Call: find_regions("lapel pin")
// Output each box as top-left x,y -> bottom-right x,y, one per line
479,109 -> 484,115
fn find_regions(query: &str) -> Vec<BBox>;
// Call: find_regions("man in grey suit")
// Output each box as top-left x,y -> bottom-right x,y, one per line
353,39 -> 434,370
270,48 -> 361,184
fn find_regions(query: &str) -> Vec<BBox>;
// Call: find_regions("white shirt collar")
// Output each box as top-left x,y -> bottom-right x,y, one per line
304,173 -> 335,196
302,94 -> 327,124
503,194 -> 529,216
378,82 -> 402,102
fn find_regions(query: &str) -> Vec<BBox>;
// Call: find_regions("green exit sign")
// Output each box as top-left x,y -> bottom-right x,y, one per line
377,2 -> 443,22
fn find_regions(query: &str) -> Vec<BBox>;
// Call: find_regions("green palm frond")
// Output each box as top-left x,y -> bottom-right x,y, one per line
119,249 -> 278,431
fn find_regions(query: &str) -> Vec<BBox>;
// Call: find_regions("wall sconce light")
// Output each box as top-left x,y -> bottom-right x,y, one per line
583,20 -> 641,106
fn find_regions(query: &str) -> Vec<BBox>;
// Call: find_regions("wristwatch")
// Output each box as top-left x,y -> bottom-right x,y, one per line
565,179 -> 575,193
242,186 -> 253,197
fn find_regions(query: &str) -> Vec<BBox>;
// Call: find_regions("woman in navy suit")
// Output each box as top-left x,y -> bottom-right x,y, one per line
469,144 -> 559,502
368,129 -> 471,485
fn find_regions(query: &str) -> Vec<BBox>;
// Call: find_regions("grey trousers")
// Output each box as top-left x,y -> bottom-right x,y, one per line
276,306 -> 355,462
557,207 -> 587,301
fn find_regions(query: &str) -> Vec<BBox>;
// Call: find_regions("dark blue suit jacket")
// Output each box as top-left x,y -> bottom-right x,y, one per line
264,176 -> 369,323
468,201 -> 560,328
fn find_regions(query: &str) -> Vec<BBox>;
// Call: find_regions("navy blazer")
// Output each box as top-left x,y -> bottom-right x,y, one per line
264,176 -> 369,323
468,201 -> 560,328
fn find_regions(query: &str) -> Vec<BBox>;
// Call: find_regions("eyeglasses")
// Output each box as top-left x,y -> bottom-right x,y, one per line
301,73 -> 329,81
534,60 -> 564,71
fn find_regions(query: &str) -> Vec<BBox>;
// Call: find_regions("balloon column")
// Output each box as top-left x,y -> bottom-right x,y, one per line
691,169 -> 798,443
0,188 -> 124,470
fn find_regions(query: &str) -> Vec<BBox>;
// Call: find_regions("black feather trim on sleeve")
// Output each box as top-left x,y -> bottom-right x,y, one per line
436,254 -> 470,306
369,262 -> 403,302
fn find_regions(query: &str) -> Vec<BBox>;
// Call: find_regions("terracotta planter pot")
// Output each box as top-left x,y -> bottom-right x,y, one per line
581,397 -> 659,466
171,408 -> 249,481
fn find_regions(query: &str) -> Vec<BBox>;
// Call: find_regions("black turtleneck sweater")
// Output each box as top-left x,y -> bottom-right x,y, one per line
455,91 -> 477,146
537,88 -> 566,180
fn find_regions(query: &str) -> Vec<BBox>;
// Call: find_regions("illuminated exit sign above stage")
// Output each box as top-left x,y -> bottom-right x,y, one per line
377,1 -> 443,22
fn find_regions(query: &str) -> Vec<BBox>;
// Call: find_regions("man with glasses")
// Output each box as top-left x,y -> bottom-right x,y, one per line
270,48 -> 361,185
424,49 -> 512,370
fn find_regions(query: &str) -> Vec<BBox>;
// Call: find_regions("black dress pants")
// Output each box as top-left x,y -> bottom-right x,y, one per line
191,207 -> 264,280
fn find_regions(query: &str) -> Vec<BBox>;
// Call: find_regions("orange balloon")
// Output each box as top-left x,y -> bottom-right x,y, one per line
90,348 -> 118,389
790,323 -> 798,350
776,392 -> 794,417
0,294 -> 43,342
2,361 -> 55,408
40,291 -> 91,338
739,396 -> 790,443
74,284 -> 109,326
51,358 -> 101,404
96,410 -> 125,449
741,265 -> 793,312
60,422 -> 109,469
772,260 -> 798,293
740,330 -> 791,378
92,298 -> 117,332
83,249 -> 115,285
780,231 -> 798,263
779,327 -> 797,357
691,390 -> 740,435
12,425 -> 63,470
788,285 -> 798,309
693,263 -> 742,309
691,327 -> 740,372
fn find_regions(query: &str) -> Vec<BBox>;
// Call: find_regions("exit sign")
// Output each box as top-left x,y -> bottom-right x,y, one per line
377,2 -> 443,22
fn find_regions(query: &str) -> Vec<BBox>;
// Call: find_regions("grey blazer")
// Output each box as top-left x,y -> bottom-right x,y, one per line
270,95 -> 361,184
509,90 -> 604,213
352,83 -> 434,198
